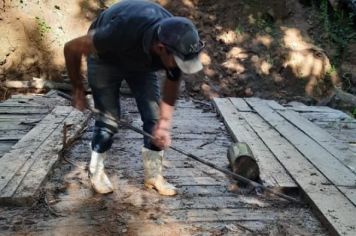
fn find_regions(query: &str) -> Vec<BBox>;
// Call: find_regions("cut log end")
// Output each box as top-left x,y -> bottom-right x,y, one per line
227,143 -> 260,183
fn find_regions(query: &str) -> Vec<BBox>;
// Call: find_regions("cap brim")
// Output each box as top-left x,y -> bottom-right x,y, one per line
173,55 -> 203,74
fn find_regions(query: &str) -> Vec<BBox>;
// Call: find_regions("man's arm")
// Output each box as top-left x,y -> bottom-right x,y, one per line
63,32 -> 96,111
153,78 -> 181,149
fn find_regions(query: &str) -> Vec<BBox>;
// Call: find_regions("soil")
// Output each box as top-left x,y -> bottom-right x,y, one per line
0,0 -> 355,108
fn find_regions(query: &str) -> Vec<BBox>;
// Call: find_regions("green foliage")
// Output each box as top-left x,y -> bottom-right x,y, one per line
235,24 -> 244,35
255,14 -> 278,37
352,108 -> 356,118
35,16 -> 51,38
319,0 -> 356,65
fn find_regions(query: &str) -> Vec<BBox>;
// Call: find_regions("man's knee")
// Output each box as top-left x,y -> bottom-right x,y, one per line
91,122 -> 116,153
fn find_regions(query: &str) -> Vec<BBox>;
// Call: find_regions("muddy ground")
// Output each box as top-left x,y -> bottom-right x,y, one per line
0,0 -> 355,111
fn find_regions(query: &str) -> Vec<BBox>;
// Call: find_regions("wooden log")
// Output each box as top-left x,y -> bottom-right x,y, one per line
227,142 -> 260,182
5,79 -> 72,90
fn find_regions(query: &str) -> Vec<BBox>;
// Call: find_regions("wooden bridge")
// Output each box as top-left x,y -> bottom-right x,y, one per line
0,91 -> 355,235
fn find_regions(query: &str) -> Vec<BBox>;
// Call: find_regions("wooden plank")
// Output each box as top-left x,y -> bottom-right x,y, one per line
141,208 -> 297,223
0,141 -> 17,158
245,98 -> 356,187
0,106 -> 72,195
7,109 -> 90,205
158,176 -> 222,186
338,187 -> 356,205
0,107 -> 49,114
123,195 -> 269,210
229,97 -> 252,111
240,99 -> 356,236
0,130 -> 28,141
277,109 -> 356,173
0,103 -> 48,108
0,123 -> 35,130
213,98 -> 296,188
265,100 -> 286,110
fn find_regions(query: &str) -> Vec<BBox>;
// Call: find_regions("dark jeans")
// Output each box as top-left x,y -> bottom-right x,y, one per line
87,55 -> 161,152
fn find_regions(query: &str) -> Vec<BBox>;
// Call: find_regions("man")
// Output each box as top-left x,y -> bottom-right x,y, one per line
64,0 -> 204,195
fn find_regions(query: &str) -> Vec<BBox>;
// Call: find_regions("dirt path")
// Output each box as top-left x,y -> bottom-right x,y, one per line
1,0 -> 355,106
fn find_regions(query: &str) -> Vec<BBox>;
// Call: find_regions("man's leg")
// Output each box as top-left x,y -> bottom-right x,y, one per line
87,55 -> 122,194
126,72 -> 177,196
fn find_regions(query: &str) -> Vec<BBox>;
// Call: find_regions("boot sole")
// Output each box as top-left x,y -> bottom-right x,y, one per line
89,173 -> 114,194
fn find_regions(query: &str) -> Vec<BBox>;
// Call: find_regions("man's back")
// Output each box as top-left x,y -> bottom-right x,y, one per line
90,0 -> 172,71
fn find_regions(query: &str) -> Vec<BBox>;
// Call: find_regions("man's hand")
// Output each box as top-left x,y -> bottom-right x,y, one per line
64,33 -> 96,111
72,87 -> 87,111
152,119 -> 171,149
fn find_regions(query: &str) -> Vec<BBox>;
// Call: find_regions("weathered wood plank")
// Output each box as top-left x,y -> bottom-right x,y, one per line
240,99 -> 356,236
0,123 -> 35,130
139,208 -> 300,223
0,107 -> 73,201
245,97 -> 356,187
0,130 -> 28,141
0,141 -> 17,158
137,176 -> 223,186
0,106 -> 72,196
7,109 -> 90,205
0,107 -> 50,114
277,109 -> 356,173
338,186 -> 356,206
229,97 -> 252,111
213,98 -> 296,188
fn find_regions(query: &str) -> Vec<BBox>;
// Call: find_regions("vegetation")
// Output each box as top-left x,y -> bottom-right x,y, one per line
35,16 -> 51,38
317,0 -> 356,66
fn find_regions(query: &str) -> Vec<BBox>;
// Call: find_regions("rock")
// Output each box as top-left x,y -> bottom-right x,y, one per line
244,87 -> 254,96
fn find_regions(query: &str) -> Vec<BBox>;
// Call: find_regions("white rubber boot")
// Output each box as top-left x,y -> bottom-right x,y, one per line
89,151 -> 114,194
142,147 -> 177,196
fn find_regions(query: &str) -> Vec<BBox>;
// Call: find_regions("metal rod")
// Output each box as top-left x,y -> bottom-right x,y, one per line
57,91 -> 301,204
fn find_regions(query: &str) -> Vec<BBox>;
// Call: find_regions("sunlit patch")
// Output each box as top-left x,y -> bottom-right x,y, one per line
222,60 -> 245,74
281,26 -> 332,97
201,83 -> 219,99
253,34 -> 273,48
199,52 -> 211,65
283,49 -> 330,79
217,30 -> 237,44
240,196 -> 269,207
260,60 -> 272,75
248,14 -> 256,25
204,67 -> 216,77
155,0 -> 168,6
281,27 -> 313,51
182,0 -> 194,8
226,47 -> 247,59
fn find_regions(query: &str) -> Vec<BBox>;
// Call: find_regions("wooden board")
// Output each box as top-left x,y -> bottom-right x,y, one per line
7,109 -> 90,205
229,97 -> 252,112
277,109 -> 356,173
0,106 -> 72,194
213,98 -> 297,189
245,98 -> 356,187
237,100 -> 356,236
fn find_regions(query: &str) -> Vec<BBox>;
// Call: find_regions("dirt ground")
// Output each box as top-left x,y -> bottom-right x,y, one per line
0,0 -> 355,109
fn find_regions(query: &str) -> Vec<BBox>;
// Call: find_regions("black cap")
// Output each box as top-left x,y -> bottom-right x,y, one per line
157,17 -> 204,74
